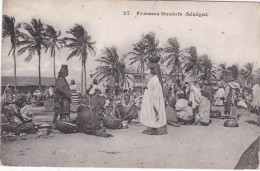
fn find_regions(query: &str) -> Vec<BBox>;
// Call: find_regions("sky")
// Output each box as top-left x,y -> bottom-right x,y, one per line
1,0 -> 260,86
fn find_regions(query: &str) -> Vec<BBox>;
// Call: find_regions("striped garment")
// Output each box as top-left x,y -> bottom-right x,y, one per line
70,85 -> 79,104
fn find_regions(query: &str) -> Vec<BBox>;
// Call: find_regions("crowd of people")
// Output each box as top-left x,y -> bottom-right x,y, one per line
2,61 -> 260,137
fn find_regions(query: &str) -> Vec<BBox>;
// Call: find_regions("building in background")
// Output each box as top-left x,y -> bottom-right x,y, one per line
1,76 -> 55,94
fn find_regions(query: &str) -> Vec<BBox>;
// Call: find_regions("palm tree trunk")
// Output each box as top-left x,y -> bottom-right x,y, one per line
53,56 -> 56,80
84,62 -> 87,92
81,63 -> 83,94
38,53 -> 42,90
53,49 -> 56,80
13,48 -> 17,92
141,63 -> 144,94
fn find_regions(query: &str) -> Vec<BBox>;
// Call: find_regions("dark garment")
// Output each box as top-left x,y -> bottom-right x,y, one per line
166,105 -> 179,126
53,77 -> 71,123
76,105 -> 112,137
234,137 -> 259,169
200,89 -> 212,102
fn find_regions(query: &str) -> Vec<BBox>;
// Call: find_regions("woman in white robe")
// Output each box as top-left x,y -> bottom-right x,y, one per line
252,83 -> 260,108
140,62 -> 167,135
214,86 -> 225,106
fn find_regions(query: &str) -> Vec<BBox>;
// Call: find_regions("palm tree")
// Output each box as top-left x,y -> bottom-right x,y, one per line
127,39 -> 147,93
2,15 -> 26,92
183,46 -> 203,78
198,55 -> 217,82
94,46 -> 130,94
143,32 -> 162,57
64,24 -> 96,93
18,19 -> 46,90
44,25 -> 65,80
161,37 -> 187,81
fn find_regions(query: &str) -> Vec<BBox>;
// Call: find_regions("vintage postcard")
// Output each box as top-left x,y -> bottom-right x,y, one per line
1,0 -> 260,169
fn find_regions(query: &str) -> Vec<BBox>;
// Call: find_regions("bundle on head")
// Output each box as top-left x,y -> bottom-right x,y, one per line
148,52 -> 160,63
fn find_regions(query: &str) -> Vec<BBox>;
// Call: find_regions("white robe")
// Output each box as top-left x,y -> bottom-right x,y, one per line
214,88 -> 224,106
198,96 -> 211,123
189,85 -> 201,109
252,84 -> 260,107
140,75 -> 167,128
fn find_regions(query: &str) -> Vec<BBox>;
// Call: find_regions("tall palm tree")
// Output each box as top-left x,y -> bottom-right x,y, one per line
94,46 -> 130,94
198,55 -> 217,82
64,24 -> 96,93
183,46 -> 203,78
2,15 -> 25,92
44,25 -> 65,80
161,37 -> 187,81
143,32 -> 162,57
127,39 -> 147,93
18,19 -> 46,90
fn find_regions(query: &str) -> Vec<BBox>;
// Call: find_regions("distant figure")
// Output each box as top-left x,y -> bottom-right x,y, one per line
33,89 -> 42,102
53,65 -> 72,123
252,81 -> 260,122
87,79 -> 101,96
70,79 -> 80,113
224,66 -> 241,119
214,85 -> 225,106
197,87 -> 212,126
188,80 -> 201,123
252,82 -> 260,110
2,84 -> 13,104
87,79 -> 102,109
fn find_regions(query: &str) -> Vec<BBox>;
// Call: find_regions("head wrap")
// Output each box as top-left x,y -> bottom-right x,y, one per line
148,62 -> 163,88
58,65 -> 68,77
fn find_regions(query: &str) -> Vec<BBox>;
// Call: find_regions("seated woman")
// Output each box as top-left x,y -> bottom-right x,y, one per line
175,98 -> 193,125
76,95 -> 112,138
115,93 -> 138,123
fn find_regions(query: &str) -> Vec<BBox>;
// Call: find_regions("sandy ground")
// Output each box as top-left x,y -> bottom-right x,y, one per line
0,106 -> 259,169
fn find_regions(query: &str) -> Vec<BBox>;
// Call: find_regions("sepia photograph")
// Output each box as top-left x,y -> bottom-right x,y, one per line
0,0 -> 259,169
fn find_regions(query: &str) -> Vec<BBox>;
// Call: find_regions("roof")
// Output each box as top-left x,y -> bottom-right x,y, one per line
1,76 -> 55,87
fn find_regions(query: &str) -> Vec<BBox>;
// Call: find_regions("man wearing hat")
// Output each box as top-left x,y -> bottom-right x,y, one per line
53,65 -> 72,123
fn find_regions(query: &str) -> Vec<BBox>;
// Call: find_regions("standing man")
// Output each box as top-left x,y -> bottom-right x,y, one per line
53,65 -> 72,123
223,66 -> 241,119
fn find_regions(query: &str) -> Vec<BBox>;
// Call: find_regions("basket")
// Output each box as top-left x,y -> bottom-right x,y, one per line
103,116 -> 122,129
224,119 -> 239,127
